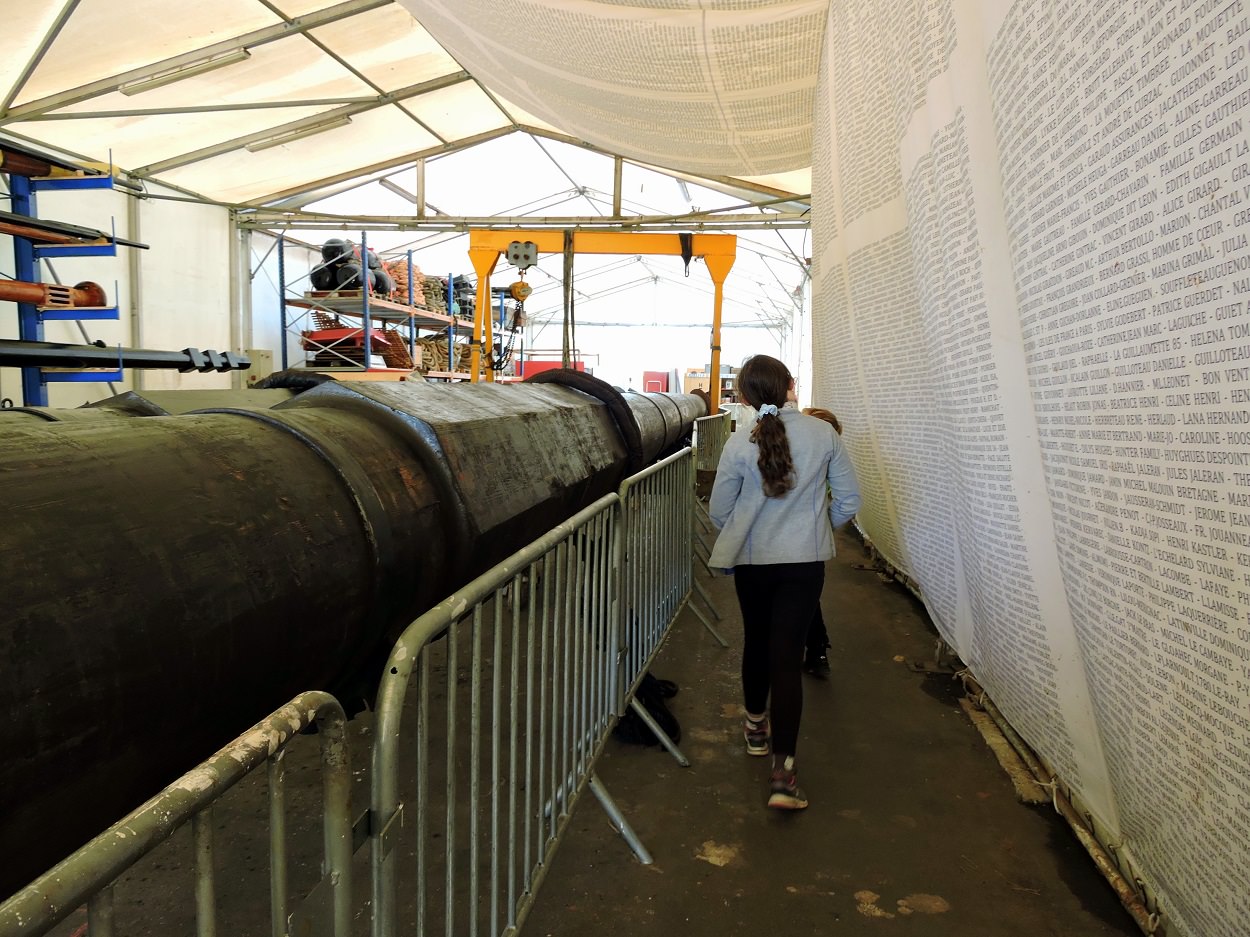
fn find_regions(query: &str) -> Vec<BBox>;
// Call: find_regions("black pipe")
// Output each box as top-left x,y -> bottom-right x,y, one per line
0,339 -> 249,372
0,371 -> 704,895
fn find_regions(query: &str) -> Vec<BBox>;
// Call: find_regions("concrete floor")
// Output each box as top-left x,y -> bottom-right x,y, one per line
520,529 -> 1141,937
33,528 -> 1142,937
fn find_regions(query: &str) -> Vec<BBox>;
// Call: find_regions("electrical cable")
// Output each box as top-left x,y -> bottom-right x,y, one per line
491,300 -> 522,371
562,228 -> 574,368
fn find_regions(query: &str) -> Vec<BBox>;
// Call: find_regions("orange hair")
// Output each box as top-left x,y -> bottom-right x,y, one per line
802,407 -> 842,435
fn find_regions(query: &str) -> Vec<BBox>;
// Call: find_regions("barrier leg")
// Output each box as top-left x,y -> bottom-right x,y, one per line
688,555 -> 729,646
88,886 -> 116,937
695,530 -> 715,559
692,577 -> 721,621
690,600 -> 730,647
627,697 -> 690,767
694,500 -> 716,529
588,774 -> 653,865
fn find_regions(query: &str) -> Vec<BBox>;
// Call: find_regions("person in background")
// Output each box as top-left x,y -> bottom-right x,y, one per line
708,356 -> 861,810
799,406 -> 843,678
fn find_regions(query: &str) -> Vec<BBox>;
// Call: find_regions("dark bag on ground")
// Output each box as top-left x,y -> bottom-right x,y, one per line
613,673 -> 681,746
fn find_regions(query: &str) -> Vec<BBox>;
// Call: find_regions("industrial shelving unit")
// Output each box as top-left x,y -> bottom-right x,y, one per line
277,235 -> 474,379
683,364 -> 738,403
2,147 -> 139,405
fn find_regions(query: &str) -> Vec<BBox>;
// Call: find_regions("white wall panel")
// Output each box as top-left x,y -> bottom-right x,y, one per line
135,188 -> 233,390
249,231 -> 318,375
811,1 -> 1250,934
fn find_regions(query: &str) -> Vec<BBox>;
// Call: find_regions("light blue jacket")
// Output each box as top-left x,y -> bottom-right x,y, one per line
708,409 -> 861,569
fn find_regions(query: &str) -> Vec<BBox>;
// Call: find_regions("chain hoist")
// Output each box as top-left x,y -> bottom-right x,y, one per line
495,241 -> 537,373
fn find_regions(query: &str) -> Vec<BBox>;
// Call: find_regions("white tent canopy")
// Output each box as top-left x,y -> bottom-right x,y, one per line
1,0 -> 814,400
1,0 -> 813,208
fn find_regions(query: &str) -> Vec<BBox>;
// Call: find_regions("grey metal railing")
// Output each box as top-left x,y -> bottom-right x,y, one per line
370,449 -> 701,937
690,412 -> 731,647
2,450 -> 708,937
0,691 -> 352,937
370,494 -> 629,937
617,448 -> 695,697
693,410 -> 731,472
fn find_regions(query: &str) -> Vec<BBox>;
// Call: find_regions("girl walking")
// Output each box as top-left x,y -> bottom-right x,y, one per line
708,356 -> 860,809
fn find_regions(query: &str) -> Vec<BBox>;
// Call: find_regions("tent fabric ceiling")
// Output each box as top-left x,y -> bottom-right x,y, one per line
399,0 -> 824,177
0,0 -> 811,207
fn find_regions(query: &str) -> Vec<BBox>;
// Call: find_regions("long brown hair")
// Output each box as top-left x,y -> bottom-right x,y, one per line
738,355 -> 794,497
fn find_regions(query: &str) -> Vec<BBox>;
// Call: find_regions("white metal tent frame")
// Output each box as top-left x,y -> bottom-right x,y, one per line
1,0 -> 812,392
1,0 -> 810,226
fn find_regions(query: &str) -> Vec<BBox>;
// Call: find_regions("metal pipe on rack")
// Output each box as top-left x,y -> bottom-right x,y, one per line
0,370 -> 705,896
0,339 -> 249,372
0,278 -> 107,308
0,141 -> 107,180
0,148 -> 59,178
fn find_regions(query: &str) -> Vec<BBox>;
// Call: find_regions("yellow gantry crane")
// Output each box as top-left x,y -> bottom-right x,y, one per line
465,229 -> 737,409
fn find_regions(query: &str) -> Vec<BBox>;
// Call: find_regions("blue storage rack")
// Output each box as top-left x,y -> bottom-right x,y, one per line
5,163 -> 127,403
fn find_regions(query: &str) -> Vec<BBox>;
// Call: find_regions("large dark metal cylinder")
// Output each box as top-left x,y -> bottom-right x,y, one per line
622,390 -> 705,463
0,388 -> 295,424
0,403 -> 447,897
0,371 -> 704,895
0,405 -> 135,423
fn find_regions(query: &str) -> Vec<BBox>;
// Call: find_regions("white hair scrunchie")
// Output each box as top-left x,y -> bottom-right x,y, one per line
756,403 -> 779,421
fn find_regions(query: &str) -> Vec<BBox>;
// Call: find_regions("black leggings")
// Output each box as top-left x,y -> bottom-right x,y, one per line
733,561 -> 825,757
807,606 -> 830,653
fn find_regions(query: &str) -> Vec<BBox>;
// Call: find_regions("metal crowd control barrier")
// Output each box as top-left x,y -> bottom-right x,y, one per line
690,412 -> 730,646
370,449 -> 700,937
693,410 -> 731,473
618,449 -> 695,698
369,493 -> 622,937
0,692 -> 352,937
2,449 -> 713,937
617,449 -> 710,759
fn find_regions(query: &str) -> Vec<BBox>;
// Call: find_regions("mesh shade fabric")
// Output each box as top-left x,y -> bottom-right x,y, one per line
809,1 -> 1250,934
398,0 -> 826,175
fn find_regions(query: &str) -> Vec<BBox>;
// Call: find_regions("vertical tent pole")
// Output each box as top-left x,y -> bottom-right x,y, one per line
407,250 -> 416,363
704,253 -> 735,412
278,234 -> 288,371
361,231 -> 371,371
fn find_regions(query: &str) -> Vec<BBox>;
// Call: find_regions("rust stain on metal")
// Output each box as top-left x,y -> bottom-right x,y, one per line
396,463 -> 420,490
